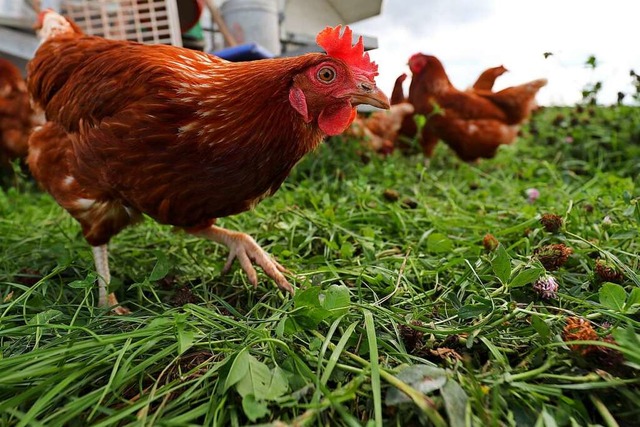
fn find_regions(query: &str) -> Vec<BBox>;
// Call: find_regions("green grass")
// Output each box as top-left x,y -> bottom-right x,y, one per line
1,105 -> 639,426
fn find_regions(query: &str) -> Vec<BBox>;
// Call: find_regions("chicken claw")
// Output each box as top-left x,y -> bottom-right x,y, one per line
189,225 -> 294,294
110,303 -> 131,316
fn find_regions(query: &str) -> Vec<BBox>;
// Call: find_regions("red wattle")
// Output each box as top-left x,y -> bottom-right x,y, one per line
318,101 -> 354,136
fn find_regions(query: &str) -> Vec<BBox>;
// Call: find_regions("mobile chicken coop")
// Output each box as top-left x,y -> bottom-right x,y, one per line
0,0 -> 382,71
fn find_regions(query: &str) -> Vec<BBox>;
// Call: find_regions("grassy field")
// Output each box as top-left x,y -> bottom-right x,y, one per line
1,105 -> 639,426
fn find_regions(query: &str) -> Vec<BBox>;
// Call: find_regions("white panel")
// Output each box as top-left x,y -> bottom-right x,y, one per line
327,0 -> 382,23
281,0 -> 342,35
0,25 -> 39,59
280,0 -> 382,37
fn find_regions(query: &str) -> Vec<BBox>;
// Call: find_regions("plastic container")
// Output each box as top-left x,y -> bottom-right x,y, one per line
220,0 -> 280,55
214,42 -> 273,62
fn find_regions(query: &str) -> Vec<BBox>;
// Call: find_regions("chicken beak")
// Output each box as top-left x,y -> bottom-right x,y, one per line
350,82 -> 390,110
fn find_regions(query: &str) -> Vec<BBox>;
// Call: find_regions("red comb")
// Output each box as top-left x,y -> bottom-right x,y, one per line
316,25 -> 378,80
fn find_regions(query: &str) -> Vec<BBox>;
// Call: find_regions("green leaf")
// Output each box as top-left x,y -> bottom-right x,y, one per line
599,283 -> 627,311
28,309 -> 63,326
292,286 -> 331,328
386,365 -> 447,405
145,316 -> 173,329
175,326 -> 194,355
292,285 -> 350,328
323,206 -> 335,220
234,353 -> 287,401
236,354 -> 271,398
321,284 -> 350,318
491,245 -> 511,284
509,268 -> 543,288
625,288 -> 640,312
224,349 -> 250,392
241,394 -> 268,422
441,378 -> 468,427
282,317 -> 300,335
540,407 -> 559,427
28,309 -> 63,349
426,232 -> 453,254
458,304 -> 491,319
623,205 -> 635,217
265,366 -> 289,398
612,326 -> 640,347
173,313 -> 195,355
275,316 -> 287,338
531,314 -> 550,339
610,230 -> 638,240
324,239 -> 338,251
612,326 -> 640,365
294,286 -> 322,308
340,241 -> 354,258
414,114 -> 427,130
67,273 -> 96,289
361,227 -> 376,239
149,250 -> 170,281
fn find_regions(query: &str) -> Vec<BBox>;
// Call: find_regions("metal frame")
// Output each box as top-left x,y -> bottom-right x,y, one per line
59,0 -> 182,46
0,0 -> 183,61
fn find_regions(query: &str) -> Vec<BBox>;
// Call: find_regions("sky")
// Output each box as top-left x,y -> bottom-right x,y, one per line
350,0 -> 638,105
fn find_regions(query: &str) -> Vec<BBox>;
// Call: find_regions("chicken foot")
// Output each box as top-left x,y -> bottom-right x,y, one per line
188,225 -> 294,294
91,245 -> 130,315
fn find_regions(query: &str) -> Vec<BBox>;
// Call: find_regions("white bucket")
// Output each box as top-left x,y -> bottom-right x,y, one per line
221,0 -> 281,55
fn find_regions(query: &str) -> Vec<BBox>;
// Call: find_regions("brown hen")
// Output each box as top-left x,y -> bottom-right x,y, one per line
347,103 -> 415,154
471,65 -> 508,91
0,58 -> 42,168
28,11 -> 389,312
404,54 -> 546,161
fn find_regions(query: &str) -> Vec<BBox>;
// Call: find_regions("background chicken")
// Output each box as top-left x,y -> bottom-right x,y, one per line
391,73 -> 408,104
0,58 -> 41,169
353,72 -> 420,155
404,53 -> 546,161
347,72 -> 414,154
384,65 -> 510,156
471,65 -> 508,91
28,12 -> 389,312
347,102 -> 414,154
473,77 -> 547,125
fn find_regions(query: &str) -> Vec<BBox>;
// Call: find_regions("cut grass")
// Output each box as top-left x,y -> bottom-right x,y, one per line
1,105 -> 639,426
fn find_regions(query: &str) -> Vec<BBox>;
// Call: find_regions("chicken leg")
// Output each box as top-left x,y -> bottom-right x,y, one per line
92,245 -> 130,314
188,225 -> 293,294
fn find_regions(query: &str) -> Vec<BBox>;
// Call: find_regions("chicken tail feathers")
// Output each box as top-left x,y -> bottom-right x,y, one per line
526,78 -> 549,92
35,9 -> 82,42
390,73 -> 407,105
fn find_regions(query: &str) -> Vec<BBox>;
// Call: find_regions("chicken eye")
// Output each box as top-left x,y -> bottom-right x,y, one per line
317,66 -> 336,83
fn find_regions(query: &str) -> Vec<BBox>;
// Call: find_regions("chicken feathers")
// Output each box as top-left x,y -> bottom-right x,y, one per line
1,58 -> 42,168
27,11 -> 389,311
471,65 -> 508,91
405,54 -> 546,161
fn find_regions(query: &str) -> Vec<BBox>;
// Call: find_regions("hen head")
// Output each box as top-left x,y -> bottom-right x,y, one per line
408,53 -> 451,91
409,53 -> 451,76
34,9 -> 83,40
289,26 -> 389,136
408,54 -> 428,74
